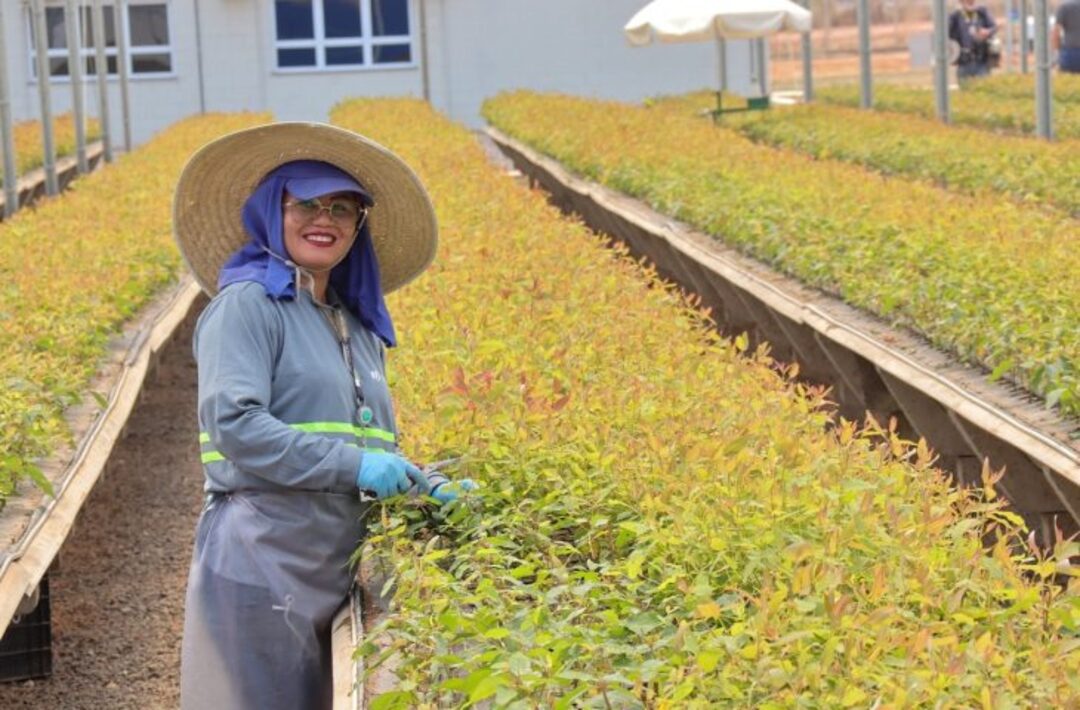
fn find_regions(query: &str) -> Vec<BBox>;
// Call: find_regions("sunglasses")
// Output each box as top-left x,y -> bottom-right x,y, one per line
284,196 -> 369,227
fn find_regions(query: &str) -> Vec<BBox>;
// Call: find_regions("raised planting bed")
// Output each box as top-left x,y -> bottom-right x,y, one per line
0,113 -> 269,640
651,93 -> 1080,217
482,92 -> 1080,421
963,73 -> 1080,105
0,114 -> 102,189
817,82 -> 1080,139
0,140 -> 106,217
330,97 -> 1080,707
487,125 -> 1079,542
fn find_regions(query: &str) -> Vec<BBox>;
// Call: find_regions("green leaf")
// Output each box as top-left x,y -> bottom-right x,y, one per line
368,690 -> 416,710
24,464 -> 54,498
510,563 -> 536,579
697,650 -> 722,672
470,672 -> 509,703
625,611 -> 664,635
988,359 -> 1014,382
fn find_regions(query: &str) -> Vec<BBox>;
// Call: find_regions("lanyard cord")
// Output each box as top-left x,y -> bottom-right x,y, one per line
324,306 -> 375,429
255,237 -> 378,431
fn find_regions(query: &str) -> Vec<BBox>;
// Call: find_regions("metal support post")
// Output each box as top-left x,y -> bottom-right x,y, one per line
65,0 -> 88,173
800,0 -> 813,102
92,0 -> 112,162
755,37 -> 768,98
932,0 -> 951,123
113,0 -> 131,152
822,0 -> 832,56
1033,0 -> 1053,139
31,0 -> 59,195
715,36 -> 728,109
857,0 -> 872,108
0,0 -> 19,214
1021,0 -> 1029,73
1004,0 -> 1015,72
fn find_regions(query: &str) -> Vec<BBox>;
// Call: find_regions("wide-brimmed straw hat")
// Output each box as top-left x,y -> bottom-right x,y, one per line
172,121 -> 437,295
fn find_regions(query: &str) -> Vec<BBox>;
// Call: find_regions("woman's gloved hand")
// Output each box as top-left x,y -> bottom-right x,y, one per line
357,451 -> 429,499
430,478 -> 479,505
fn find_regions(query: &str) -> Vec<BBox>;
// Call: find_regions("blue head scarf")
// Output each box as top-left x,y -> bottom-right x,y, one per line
217,160 -> 397,346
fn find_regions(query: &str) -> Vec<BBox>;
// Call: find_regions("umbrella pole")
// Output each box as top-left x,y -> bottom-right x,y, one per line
715,36 -> 726,121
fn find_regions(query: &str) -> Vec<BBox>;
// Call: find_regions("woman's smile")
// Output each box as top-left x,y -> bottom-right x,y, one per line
301,229 -> 340,247
282,190 -> 360,284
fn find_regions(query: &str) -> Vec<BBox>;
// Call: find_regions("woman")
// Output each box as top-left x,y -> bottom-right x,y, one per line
172,122 -> 474,709
949,0 -> 998,80
1055,0 -> 1080,74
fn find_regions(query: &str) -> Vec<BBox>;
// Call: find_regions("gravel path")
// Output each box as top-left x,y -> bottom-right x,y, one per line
0,310 -> 204,709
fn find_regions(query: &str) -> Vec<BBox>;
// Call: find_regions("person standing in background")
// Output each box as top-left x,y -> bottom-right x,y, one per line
1054,0 -> 1080,73
949,0 -> 998,80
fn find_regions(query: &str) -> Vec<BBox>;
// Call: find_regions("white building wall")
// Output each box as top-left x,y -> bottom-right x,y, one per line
257,0 -> 424,122
5,0 -> 205,146
2,0 -> 757,148
1,0 -> 427,148
424,0 -> 723,127
194,0 -> 426,118
196,0 -> 267,113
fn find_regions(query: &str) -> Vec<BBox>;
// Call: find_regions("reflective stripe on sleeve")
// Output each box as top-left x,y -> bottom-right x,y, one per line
197,421 -> 396,465
285,422 -> 396,442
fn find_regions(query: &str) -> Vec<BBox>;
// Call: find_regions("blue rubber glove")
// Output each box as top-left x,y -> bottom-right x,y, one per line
430,478 -> 478,505
357,451 -> 429,499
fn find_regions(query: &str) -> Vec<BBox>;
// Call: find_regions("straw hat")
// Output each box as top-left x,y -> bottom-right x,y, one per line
172,121 -> 437,295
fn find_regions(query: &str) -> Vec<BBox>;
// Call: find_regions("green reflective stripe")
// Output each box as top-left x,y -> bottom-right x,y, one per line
359,427 -> 395,443
288,421 -> 395,442
291,422 -> 356,435
202,423 -> 394,441
198,423 -> 394,464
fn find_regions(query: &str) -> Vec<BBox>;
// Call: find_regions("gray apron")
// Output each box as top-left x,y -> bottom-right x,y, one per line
180,491 -> 369,710
181,283 -> 394,709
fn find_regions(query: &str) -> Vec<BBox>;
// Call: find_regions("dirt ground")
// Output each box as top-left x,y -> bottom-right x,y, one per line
771,50 -> 921,88
0,311 -> 204,709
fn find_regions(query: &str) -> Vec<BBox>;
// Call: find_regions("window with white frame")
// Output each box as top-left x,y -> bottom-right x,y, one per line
28,2 -> 172,80
274,0 -> 412,70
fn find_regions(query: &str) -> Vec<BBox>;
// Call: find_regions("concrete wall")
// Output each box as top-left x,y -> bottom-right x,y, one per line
425,0 -> 722,127
2,0 -> 426,147
198,0 -> 425,122
3,0 -> 203,146
2,0 -> 745,147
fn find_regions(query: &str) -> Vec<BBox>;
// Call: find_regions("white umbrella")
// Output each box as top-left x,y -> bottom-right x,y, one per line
625,0 -> 812,44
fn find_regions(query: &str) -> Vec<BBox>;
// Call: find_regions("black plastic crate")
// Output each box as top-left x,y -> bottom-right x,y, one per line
0,574 -> 52,682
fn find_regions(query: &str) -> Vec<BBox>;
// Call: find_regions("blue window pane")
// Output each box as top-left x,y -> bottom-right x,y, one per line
275,0 -> 314,40
45,7 -> 66,49
85,55 -> 118,75
79,6 -> 116,48
129,5 -> 169,46
371,0 -> 408,36
278,47 -> 316,67
49,57 -> 69,77
326,45 -> 363,65
323,0 -> 361,39
373,43 -> 410,64
132,53 -> 172,73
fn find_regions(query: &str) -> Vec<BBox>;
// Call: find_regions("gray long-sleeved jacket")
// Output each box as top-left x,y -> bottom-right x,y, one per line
194,281 -> 398,494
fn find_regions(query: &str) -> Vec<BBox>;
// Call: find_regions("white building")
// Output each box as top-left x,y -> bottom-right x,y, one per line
2,0 -> 732,146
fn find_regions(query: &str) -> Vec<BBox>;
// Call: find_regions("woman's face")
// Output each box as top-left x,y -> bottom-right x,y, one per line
281,190 -> 362,273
